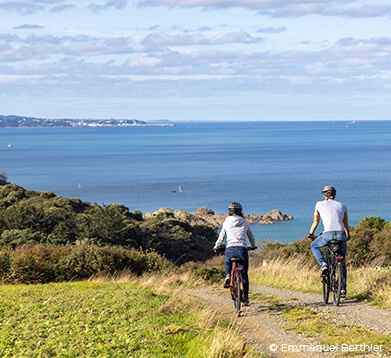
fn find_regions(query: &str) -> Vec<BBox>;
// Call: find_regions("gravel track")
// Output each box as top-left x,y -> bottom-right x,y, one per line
189,284 -> 391,358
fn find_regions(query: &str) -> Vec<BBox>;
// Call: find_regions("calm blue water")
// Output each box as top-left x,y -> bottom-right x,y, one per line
1,121 -> 390,243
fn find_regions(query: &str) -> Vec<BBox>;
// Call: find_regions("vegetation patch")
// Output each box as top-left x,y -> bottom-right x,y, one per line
0,244 -> 170,284
0,278 -> 263,358
0,183 -> 216,266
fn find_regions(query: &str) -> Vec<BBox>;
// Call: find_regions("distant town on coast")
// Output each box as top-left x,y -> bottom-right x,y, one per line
0,115 -> 173,128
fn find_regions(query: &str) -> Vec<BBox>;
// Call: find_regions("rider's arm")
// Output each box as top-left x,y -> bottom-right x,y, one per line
309,211 -> 320,236
247,226 -> 256,248
343,212 -> 351,240
213,227 -> 226,251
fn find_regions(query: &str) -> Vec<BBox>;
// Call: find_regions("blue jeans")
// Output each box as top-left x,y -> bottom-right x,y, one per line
225,246 -> 249,299
311,231 -> 347,290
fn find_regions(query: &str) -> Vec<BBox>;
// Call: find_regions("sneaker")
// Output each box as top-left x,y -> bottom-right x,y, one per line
243,299 -> 250,306
223,274 -> 230,288
321,263 -> 328,276
340,289 -> 346,299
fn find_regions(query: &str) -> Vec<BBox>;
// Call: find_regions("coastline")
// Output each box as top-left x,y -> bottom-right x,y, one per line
0,114 -> 174,128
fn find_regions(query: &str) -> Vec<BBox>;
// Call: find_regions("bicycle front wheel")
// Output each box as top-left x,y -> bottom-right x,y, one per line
233,276 -> 241,314
332,264 -> 343,306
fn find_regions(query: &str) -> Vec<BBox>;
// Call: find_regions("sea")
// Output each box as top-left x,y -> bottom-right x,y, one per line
1,121 -> 391,244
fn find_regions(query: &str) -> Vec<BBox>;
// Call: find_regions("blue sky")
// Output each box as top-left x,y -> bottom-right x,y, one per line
1,0 -> 391,121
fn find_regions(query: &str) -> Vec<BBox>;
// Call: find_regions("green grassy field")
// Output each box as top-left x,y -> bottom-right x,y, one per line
0,278 -> 263,358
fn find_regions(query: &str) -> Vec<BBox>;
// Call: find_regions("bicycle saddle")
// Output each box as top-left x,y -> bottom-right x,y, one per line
230,257 -> 244,264
328,240 -> 343,245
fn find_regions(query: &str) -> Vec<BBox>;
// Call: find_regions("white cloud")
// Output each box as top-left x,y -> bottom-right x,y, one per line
140,31 -> 264,48
0,33 -> 139,61
0,0 -> 122,14
14,24 -> 45,29
88,0 -> 128,12
50,4 -> 76,12
3,0 -> 390,19
0,2 -> 45,15
256,26 -> 285,33
138,0 -> 391,18
2,0 -> 391,119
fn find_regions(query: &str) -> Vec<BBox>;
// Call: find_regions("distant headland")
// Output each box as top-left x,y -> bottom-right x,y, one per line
0,115 -> 173,128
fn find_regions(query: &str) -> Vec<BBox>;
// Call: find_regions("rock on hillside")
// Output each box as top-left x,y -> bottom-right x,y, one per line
144,207 -> 293,227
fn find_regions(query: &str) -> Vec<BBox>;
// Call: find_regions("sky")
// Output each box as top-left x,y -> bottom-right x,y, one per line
1,0 -> 391,121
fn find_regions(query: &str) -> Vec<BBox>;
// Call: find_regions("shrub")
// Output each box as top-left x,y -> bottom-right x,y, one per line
192,225 -> 217,242
77,204 -> 142,247
142,213 -> 214,264
0,245 -> 69,284
132,209 -> 143,221
40,191 -> 56,199
0,244 -> 172,284
0,229 -> 43,246
0,184 -> 216,264
358,216 -> 386,231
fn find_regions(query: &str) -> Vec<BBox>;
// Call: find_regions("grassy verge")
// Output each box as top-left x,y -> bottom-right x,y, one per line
0,272 -> 264,358
248,291 -> 391,356
250,256 -> 391,308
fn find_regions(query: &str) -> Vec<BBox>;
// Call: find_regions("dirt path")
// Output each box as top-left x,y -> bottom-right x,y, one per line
189,285 -> 391,358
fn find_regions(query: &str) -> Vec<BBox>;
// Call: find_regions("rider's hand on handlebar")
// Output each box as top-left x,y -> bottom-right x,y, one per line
308,233 -> 316,241
214,244 -> 226,253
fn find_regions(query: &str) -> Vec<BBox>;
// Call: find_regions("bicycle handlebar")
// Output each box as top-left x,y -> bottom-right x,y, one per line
214,245 -> 257,253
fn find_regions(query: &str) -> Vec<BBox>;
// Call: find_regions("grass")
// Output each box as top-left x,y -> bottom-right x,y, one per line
0,271 -> 265,358
250,256 -> 391,308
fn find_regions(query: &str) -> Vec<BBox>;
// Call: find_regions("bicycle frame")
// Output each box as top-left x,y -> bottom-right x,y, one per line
230,262 -> 244,292
230,260 -> 244,315
216,245 -> 256,315
323,241 -> 344,306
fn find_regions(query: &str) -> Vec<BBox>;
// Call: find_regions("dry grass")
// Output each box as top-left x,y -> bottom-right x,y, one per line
250,256 -> 320,293
349,266 -> 391,307
250,256 -> 391,308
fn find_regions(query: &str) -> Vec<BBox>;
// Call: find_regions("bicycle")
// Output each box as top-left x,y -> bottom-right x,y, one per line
321,239 -> 345,306
221,246 -> 257,315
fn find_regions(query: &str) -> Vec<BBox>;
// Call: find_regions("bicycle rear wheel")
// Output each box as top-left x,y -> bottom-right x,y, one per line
233,275 -> 241,314
332,264 -> 343,306
322,276 -> 329,304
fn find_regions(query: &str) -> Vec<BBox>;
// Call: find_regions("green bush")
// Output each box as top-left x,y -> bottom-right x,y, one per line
142,212 -> 215,264
0,183 -> 216,266
0,228 -> 43,246
0,245 -> 69,284
358,216 -> 386,231
132,209 -> 143,221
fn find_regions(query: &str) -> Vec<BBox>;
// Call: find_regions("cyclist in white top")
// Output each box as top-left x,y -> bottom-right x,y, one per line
213,202 -> 256,306
308,186 -> 350,298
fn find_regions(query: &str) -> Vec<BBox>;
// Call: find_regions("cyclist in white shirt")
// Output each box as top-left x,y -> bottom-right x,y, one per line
308,186 -> 351,298
213,202 -> 256,306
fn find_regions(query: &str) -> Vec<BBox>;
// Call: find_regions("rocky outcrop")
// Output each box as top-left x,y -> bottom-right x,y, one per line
258,210 -> 294,225
143,207 -> 293,227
